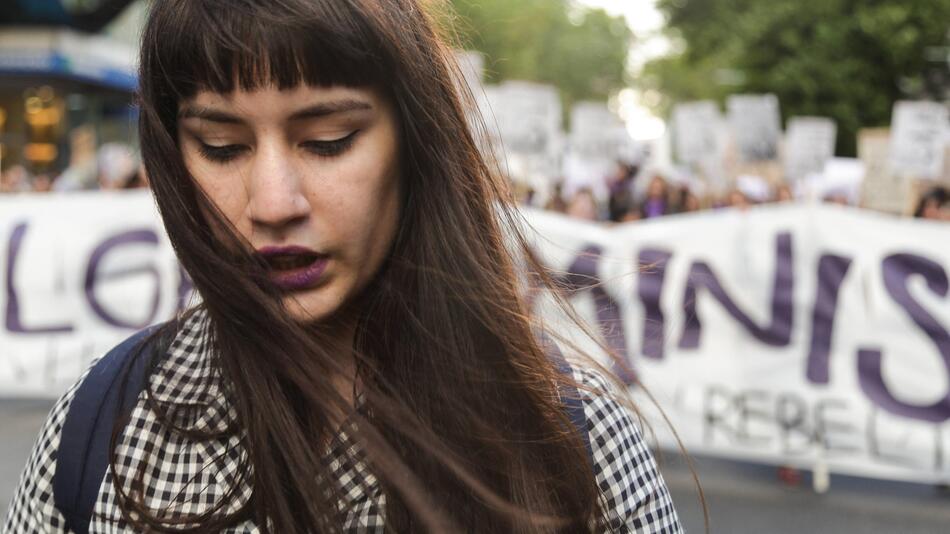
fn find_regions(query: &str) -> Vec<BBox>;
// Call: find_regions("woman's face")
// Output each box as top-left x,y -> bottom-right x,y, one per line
178,84 -> 401,322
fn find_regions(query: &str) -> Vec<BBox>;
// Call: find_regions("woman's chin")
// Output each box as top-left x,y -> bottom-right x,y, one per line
281,288 -> 343,324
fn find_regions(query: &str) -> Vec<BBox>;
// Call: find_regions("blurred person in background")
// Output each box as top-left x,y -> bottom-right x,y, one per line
914,186 -> 950,221
544,181 -> 568,213
30,173 -> 54,193
639,174 -> 671,219
607,161 -> 637,222
775,184 -> 794,203
122,166 -> 149,189
0,164 -> 30,193
823,193 -> 852,206
3,1 -> 681,532
725,189 -> 751,211
567,187 -> 600,221
96,143 -> 140,190
675,186 -> 701,214
53,125 -> 99,191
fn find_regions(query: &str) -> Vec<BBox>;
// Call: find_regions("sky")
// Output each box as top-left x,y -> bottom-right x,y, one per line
574,0 -> 670,140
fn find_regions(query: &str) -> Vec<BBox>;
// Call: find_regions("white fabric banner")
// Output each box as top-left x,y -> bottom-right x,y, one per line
4,191 -> 950,484
0,191 -> 183,397
524,204 -> 950,484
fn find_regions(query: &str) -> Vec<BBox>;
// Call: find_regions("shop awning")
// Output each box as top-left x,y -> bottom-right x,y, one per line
0,28 -> 136,92
0,0 -> 136,33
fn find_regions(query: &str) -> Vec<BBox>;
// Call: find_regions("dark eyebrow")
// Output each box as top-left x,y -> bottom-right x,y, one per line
178,99 -> 373,124
177,106 -> 243,124
288,99 -> 373,121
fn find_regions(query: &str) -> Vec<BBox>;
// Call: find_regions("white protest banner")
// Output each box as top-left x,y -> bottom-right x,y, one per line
784,117 -> 837,183
889,100 -> 949,179
672,100 -> 720,166
728,94 -> 782,162
6,193 -> 950,485
525,203 -> 950,484
0,191 -> 184,397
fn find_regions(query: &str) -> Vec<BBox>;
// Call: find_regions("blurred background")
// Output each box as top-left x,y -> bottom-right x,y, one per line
1,1 -> 950,532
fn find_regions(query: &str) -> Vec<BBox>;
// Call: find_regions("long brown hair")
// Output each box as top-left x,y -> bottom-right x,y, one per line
125,0 -> 617,531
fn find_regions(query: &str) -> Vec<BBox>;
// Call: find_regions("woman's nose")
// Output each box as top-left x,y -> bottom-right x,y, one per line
246,142 -> 311,231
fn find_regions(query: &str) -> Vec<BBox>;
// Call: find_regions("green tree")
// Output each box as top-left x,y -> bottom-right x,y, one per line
642,0 -> 950,156
443,0 -> 632,111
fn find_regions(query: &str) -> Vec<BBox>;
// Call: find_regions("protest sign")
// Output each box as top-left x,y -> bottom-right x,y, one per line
483,81 -> 563,189
569,102 -> 632,163
859,128 -> 910,214
563,102 -> 630,198
727,94 -> 782,162
784,117 -> 837,183
484,81 -> 562,157
889,101 -> 948,180
672,100 -> 721,166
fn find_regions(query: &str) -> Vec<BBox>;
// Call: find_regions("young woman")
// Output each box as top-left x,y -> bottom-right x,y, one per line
4,1 -> 682,532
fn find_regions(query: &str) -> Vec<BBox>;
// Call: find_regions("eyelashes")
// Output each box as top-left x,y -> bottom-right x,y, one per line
196,130 -> 360,163
196,143 -> 246,163
300,130 -> 360,157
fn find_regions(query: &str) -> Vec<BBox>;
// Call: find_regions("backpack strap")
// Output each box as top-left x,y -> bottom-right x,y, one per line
554,358 -> 594,463
54,326 -> 160,534
541,334 -> 594,462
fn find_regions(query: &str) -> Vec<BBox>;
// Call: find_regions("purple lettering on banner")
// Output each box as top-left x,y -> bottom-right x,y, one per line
558,245 -> 632,383
84,229 -> 162,330
806,254 -> 853,384
858,253 -> 950,423
5,222 -> 74,334
638,249 -> 672,360
679,232 -> 794,349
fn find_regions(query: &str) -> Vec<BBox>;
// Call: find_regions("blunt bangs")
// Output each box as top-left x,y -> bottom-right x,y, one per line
144,0 -> 389,100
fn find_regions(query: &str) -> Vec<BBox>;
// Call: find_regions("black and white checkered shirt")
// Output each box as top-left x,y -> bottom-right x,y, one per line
4,312 -> 682,533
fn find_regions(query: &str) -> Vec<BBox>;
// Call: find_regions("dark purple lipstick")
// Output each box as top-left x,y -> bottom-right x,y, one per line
256,245 -> 329,291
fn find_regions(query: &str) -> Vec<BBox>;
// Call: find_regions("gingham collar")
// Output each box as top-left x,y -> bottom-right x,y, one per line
150,310 -> 222,407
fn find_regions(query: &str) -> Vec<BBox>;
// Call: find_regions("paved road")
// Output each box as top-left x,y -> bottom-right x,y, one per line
1,399 -> 948,532
663,455 -> 950,533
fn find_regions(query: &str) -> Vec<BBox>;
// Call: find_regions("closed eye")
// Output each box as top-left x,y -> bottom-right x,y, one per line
301,130 -> 360,157
197,143 -> 248,163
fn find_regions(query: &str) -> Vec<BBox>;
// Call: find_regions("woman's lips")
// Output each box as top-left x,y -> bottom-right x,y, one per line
256,246 -> 330,291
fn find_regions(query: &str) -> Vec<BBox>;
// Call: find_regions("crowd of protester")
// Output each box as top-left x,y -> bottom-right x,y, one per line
0,142 -> 146,194
523,161 -> 950,224
4,149 -> 950,225
529,162 -> 782,223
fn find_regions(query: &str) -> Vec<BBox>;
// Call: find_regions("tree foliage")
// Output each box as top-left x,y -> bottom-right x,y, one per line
642,0 -> 950,156
442,0 -> 632,111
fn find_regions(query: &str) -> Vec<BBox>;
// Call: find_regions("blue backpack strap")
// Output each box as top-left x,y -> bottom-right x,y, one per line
54,326 -> 160,534
540,334 -> 594,462
554,358 -> 594,463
